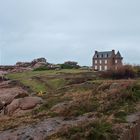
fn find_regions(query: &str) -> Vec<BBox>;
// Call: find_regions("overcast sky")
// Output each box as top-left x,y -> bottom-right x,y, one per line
0,0 -> 140,66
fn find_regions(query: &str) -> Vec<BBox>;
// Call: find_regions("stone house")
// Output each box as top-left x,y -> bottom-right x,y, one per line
92,50 -> 123,71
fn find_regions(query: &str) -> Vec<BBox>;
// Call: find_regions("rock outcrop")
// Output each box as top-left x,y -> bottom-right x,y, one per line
16,57 -> 48,69
50,101 -> 72,114
6,97 -> 43,115
0,80 -> 43,116
5,57 -> 48,73
0,113 -> 96,140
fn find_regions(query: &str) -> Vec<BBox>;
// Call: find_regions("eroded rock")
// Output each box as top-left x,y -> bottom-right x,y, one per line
6,99 -> 20,115
5,97 -> 43,115
19,97 -> 43,110
50,101 -> 72,114
0,113 -> 96,140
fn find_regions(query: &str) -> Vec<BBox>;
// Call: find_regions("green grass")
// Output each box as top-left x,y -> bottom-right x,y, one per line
7,69 -> 89,93
114,111 -> 127,123
7,71 -> 54,93
48,78 -> 66,89
7,69 -> 86,80
21,79 -> 47,92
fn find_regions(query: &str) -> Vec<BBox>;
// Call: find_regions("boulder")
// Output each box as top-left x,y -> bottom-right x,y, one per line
126,112 -> 140,123
19,97 -> 43,110
0,101 -> 5,110
5,97 -> 43,115
15,62 -> 31,67
0,84 -> 29,105
33,62 -> 47,69
32,58 -> 47,64
0,94 -> 15,105
50,101 -> 72,114
6,99 -> 20,115
0,90 -> 28,106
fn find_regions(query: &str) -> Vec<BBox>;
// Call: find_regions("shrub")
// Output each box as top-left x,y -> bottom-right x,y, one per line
60,64 -> 80,69
114,111 -> 127,122
87,121 -> 116,140
59,61 -> 80,69
33,66 -> 49,71
59,120 -> 117,140
133,65 -> 140,77
101,65 -> 135,79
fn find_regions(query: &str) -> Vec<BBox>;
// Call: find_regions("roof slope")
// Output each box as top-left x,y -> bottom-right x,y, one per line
93,50 -> 123,59
93,51 -> 114,58
116,51 -> 122,58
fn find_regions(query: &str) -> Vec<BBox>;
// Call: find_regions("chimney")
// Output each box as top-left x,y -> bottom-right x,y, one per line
112,50 -> 115,54
95,50 -> 98,54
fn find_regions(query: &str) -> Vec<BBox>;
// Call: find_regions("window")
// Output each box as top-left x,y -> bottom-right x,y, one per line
99,60 -> 102,64
115,60 -> 118,64
105,60 -> 107,64
95,60 -> 97,64
95,65 -> 98,70
107,54 -> 109,57
102,54 -> 103,58
99,65 -> 102,71
104,65 -> 108,70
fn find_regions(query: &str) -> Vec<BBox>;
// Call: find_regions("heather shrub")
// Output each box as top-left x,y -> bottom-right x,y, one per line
58,120 -> 117,140
101,65 -> 135,79
133,65 -> 140,77
33,66 -> 49,71
60,64 -> 80,69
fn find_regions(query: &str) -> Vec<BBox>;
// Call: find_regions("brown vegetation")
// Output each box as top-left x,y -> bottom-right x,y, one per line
100,65 -> 137,79
0,69 -> 140,140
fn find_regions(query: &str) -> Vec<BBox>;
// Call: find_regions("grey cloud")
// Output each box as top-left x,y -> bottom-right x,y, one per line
0,0 -> 140,65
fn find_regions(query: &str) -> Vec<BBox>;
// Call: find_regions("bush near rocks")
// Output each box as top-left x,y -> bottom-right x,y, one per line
59,61 -> 80,69
101,65 -> 135,79
33,66 -> 50,71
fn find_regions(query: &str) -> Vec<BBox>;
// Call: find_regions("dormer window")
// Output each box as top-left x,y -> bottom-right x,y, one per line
107,54 -> 108,57
102,54 -> 103,58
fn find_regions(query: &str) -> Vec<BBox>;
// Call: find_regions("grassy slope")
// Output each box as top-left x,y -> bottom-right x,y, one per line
6,69 -> 140,140
7,69 -> 88,93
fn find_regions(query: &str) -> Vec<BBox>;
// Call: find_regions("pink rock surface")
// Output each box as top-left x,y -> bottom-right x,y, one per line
19,97 -> 43,110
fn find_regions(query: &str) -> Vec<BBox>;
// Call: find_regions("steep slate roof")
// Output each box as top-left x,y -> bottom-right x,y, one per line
116,51 -> 122,58
93,50 -> 123,59
93,51 -> 113,58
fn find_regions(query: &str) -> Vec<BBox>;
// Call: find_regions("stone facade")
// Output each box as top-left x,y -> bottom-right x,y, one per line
92,50 -> 123,71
